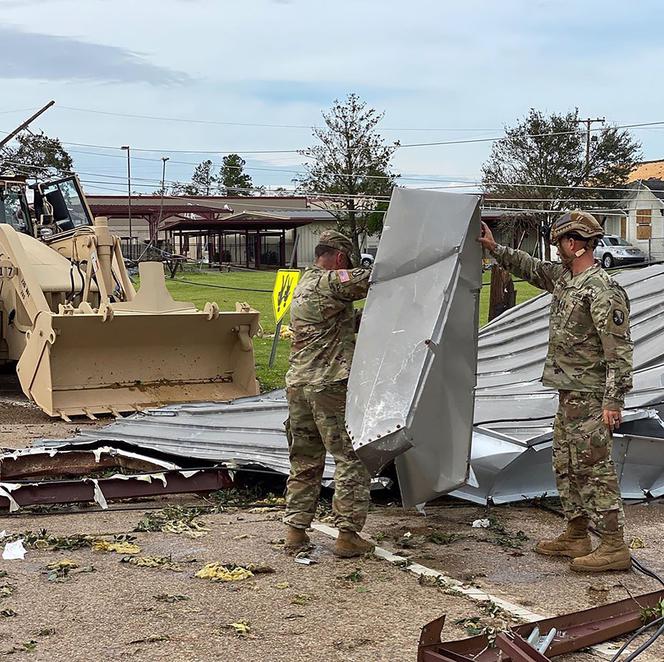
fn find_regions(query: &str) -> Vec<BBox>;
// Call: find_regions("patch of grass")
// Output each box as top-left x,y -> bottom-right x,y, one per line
163,270 -> 282,330
154,269 -> 543,390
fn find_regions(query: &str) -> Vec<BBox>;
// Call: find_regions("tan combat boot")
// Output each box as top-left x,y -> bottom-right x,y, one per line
534,516 -> 592,558
284,525 -> 310,553
333,531 -> 375,558
570,527 -> 631,573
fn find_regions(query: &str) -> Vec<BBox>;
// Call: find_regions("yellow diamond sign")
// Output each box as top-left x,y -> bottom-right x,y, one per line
272,269 -> 300,323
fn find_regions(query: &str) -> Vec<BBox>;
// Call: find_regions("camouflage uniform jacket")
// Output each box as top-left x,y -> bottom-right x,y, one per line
491,245 -> 633,409
285,265 -> 371,387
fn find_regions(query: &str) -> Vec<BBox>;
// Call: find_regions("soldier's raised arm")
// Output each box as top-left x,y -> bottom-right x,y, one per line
478,221 -> 563,293
590,283 -> 634,411
326,268 -> 371,302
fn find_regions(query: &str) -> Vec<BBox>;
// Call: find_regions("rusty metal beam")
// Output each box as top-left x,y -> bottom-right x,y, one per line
418,590 -> 664,662
494,633 -> 550,662
0,469 -> 233,510
0,451 -> 172,481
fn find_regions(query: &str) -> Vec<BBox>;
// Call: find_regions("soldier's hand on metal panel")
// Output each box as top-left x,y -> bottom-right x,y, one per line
477,221 -> 497,252
602,408 -> 622,431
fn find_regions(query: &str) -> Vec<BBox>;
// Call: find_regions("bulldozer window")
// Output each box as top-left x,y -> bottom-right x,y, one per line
0,187 -> 32,235
40,178 -> 92,230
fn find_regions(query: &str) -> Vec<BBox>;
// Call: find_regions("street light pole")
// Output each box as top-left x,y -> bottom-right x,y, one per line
157,156 -> 169,242
121,145 -> 132,246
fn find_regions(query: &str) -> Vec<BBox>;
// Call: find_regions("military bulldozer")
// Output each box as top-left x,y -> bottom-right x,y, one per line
0,174 -> 260,419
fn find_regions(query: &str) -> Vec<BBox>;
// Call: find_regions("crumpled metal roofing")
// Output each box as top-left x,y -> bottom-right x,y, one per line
38,392 -> 335,479
347,188 -> 481,507
450,263 -> 664,504
474,264 -> 664,432
0,445 -> 189,512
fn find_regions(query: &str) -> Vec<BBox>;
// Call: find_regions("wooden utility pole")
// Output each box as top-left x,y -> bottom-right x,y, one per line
488,264 -> 516,322
0,101 -> 55,152
577,117 -> 605,177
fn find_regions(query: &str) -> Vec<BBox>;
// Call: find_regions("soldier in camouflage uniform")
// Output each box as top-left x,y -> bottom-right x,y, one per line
283,230 -> 374,558
478,211 -> 633,572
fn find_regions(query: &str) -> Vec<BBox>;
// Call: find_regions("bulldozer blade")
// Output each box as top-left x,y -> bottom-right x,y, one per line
16,309 -> 260,418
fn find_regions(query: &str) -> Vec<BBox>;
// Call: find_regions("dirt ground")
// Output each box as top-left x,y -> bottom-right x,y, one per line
0,388 -> 663,661
0,371 -> 104,450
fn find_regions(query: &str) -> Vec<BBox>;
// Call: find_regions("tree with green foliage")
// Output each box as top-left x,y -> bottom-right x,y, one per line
297,93 -> 399,260
191,159 -> 217,195
167,159 -> 218,196
482,109 -> 641,256
218,154 -> 253,196
169,180 -> 198,196
0,130 -> 73,179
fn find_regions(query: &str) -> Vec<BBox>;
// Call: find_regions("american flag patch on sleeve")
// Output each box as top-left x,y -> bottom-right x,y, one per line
338,269 -> 350,282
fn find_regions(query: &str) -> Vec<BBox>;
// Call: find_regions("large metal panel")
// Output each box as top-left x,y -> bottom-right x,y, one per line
346,188 -> 481,506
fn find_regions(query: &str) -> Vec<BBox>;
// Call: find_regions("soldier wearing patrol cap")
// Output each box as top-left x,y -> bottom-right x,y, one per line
283,229 -> 375,558
479,211 -> 633,573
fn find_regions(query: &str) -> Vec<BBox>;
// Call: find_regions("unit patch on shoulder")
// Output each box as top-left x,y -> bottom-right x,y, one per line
613,309 -> 625,326
337,269 -> 350,283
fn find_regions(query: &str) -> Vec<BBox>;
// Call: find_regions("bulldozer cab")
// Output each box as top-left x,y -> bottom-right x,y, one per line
33,176 -> 93,235
0,177 -> 33,236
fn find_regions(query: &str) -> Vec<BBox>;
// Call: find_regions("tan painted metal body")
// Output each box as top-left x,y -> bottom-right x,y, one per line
0,180 -> 260,419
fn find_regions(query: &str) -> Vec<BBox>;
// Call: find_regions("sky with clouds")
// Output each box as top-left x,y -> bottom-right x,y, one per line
2,0 -> 664,195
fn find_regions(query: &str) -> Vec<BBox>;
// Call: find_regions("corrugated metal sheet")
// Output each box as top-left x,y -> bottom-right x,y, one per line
347,188 -> 481,507
452,413 -> 664,504
450,263 -> 664,503
474,264 -> 664,434
38,392 -> 332,478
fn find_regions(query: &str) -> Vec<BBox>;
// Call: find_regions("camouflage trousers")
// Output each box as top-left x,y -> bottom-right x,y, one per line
552,390 -> 625,532
283,381 -> 371,532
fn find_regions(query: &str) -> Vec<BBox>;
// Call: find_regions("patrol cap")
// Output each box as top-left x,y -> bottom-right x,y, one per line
550,210 -> 604,244
317,229 -> 355,265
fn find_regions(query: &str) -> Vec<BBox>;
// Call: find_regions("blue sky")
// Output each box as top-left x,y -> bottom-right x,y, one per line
1,0 -> 664,195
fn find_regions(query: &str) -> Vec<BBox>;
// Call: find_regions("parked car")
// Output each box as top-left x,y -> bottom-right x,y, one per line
593,235 -> 647,268
360,252 -> 374,267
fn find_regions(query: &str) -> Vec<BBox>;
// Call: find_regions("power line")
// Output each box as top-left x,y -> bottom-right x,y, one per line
3,146 -> 644,188
0,108 -> 38,116
425,181 -> 644,193
2,162 -> 636,219
2,155 -> 647,202
57,105 -> 498,133
5,118 -> 663,157
65,147 -> 473,184
481,205 -> 627,217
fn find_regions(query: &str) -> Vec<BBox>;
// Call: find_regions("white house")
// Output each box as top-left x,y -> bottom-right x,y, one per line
606,174 -> 664,262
